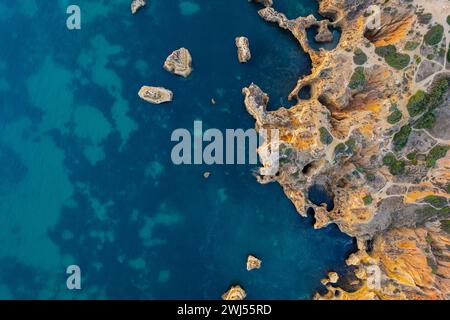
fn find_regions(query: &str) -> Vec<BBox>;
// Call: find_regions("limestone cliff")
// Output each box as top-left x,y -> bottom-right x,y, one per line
246,0 -> 450,300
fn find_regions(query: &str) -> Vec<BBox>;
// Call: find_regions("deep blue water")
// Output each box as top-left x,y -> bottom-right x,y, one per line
0,0 -> 353,299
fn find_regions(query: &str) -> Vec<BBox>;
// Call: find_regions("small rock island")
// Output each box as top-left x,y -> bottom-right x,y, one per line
138,86 -> 173,104
131,0 -> 146,15
163,48 -> 193,78
221,285 -> 247,300
246,255 -> 262,271
235,36 -> 252,63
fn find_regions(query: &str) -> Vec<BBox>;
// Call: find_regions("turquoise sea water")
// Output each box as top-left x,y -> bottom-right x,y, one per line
0,0 -> 354,299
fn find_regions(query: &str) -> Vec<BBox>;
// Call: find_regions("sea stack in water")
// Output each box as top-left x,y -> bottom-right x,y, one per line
131,0 -> 146,14
327,272 -> 339,284
164,48 -> 193,78
221,285 -> 246,300
235,37 -> 251,63
246,255 -> 262,271
138,86 -> 173,104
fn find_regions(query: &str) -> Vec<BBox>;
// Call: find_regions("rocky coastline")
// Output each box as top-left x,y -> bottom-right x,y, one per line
246,0 -> 450,300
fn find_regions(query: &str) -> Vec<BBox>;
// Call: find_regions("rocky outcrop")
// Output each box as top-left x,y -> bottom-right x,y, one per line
131,0 -> 146,15
138,86 -> 173,104
235,37 -> 252,63
246,255 -> 262,271
222,285 -> 247,300
163,48 -> 193,78
246,0 -> 450,300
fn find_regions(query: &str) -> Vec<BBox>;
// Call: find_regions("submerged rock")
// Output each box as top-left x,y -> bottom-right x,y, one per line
235,37 -> 252,63
163,48 -> 193,78
131,0 -> 146,14
221,285 -> 246,300
246,255 -> 262,271
138,86 -> 173,104
250,0 -> 273,7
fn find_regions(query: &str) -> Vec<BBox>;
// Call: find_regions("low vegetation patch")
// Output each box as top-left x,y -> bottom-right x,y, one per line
392,124 -> 411,151
424,24 -> 444,46
353,48 -> 368,65
319,127 -> 333,145
348,67 -> 366,89
404,41 -> 419,51
426,145 -> 450,167
387,108 -> 402,124
383,153 -> 406,175
423,195 -> 448,208
375,45 -> 410,70
414,111 -> 435,129
441,220 -> 450,234
407,90 -> 429,116
334,139 -> 356,158
406,152 -> 418,165
363,194 -> 373,205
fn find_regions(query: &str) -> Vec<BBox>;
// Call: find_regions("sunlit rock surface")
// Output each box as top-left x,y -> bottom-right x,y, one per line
235,36 -> 252,63
131,0 -> 146,14
246,255 -> 262,271
138,86 -> 173,104
163,48 -> 193,78
221,285 -> 247,300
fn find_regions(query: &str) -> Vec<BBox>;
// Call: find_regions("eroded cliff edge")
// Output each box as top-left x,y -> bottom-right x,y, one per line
246,0 -> 450,299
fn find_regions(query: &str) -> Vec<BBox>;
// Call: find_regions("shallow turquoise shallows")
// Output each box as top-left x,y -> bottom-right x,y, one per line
0,0 -> 353,299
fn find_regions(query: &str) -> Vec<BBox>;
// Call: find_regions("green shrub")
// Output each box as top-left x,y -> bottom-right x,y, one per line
407,90 -> 429,116
426,145 -> 450,167
334,139 -> 356,157
319,127 -> 333,145
447,15 -> 450,25
441,220 -> 450,234
385,51 -> 410,70
414,112 -> 435,129
353,48 -> 368,65
424,24 -> 444,46
375,45 -> 410,69
383,153 -> 396,165
349,67 -> 366,89
387,109 -> 402,124
427,77 -> 450,109
393,124 -> 411,151
383,153 -> 406,175
375,45 -> 396,57
404,41 -> 419,51
423,195 -> 448,208
447,49 -> 450,63
334,143 -> 346,156
363,194 -> 373,205
406,152 -> 418,165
